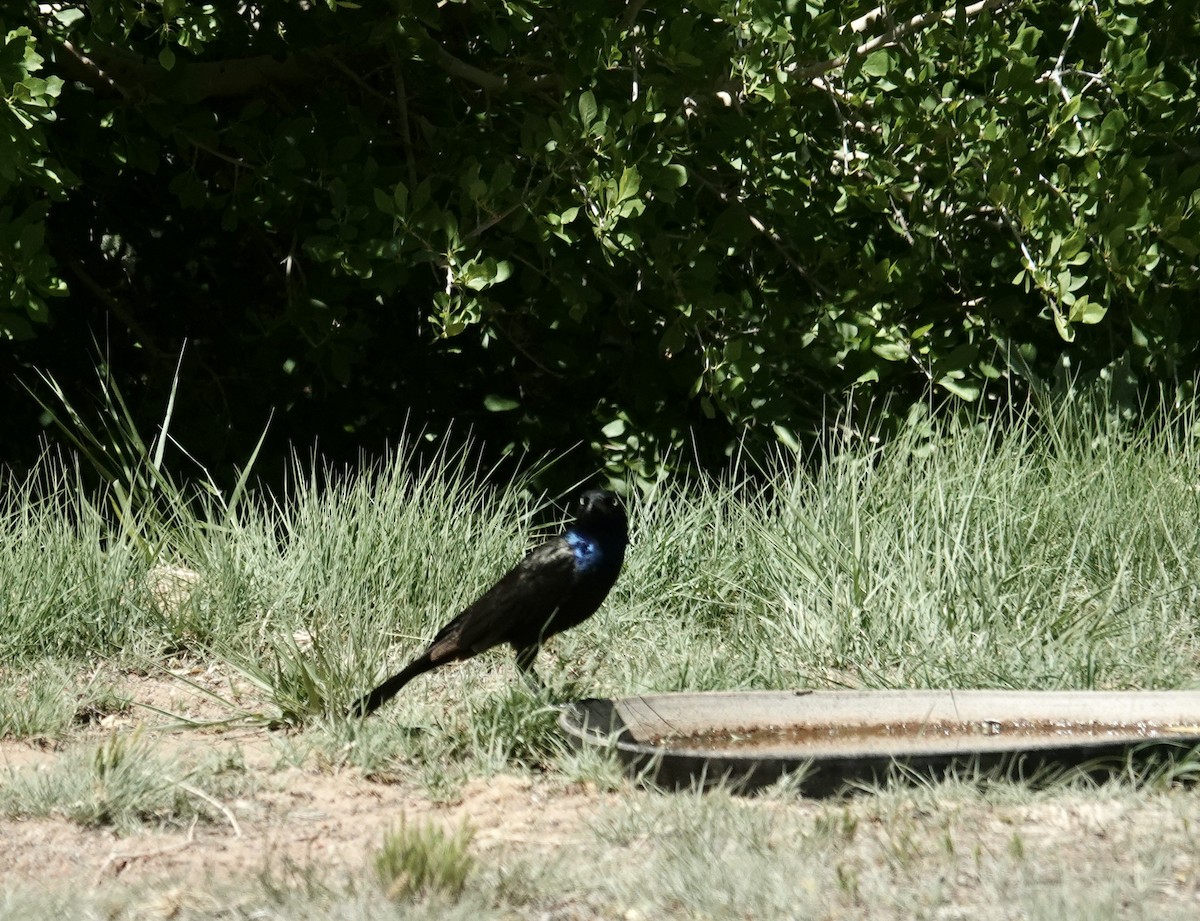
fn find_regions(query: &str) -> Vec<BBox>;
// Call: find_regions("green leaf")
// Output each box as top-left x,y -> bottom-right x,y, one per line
1097,109 -> 1127,150
53,7 -> 86,25
1168,236 -> 1199,258
1070,297 -> 1107,325
861,50 -> 892,77
616,166 -> 640,203
1052,309 -> 1076,343
483,395 -> 519,412
938,376 -> 980,401
871,341 -> 908,362
772,425 -> 800,452
660,164 -> 688,189
372,187 -> 393,215
578,90 -> 597,128
659,322 -> 686,357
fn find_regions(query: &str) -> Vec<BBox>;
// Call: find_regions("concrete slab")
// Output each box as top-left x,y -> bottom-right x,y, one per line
559,690 -> 1200,794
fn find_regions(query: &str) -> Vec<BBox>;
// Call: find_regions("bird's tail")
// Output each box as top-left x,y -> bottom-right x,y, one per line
347,653 -> 437,717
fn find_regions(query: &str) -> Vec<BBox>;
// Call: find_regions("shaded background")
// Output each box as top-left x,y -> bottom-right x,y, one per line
3,0 -> 1198,493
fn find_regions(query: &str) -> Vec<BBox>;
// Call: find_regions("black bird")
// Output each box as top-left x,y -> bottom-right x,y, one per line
349,489 -> 628,716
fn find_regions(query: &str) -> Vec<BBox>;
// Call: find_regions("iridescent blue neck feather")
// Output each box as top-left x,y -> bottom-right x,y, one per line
565,529 -> 602,571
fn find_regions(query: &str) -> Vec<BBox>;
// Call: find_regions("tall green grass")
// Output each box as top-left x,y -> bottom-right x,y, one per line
3,399 -> 1200,734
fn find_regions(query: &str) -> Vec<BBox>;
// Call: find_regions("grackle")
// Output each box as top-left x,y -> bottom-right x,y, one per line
349,489 -> 628,716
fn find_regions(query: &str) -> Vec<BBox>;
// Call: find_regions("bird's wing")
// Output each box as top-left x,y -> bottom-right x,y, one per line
425,538 -> 577,662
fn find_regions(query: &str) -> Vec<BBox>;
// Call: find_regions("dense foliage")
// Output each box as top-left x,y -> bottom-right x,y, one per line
2,1 -> 1198,486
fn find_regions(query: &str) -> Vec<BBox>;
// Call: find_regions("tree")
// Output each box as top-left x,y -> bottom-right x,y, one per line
3,1 -> 1198,486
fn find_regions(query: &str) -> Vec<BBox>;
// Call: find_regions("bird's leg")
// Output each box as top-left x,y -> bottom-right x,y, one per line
514,644 -> 545,694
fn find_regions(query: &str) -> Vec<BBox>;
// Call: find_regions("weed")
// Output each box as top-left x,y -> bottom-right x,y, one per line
373,817 -> 474,901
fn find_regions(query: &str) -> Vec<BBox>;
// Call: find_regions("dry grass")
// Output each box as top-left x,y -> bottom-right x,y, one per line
2,669 -> 1200,920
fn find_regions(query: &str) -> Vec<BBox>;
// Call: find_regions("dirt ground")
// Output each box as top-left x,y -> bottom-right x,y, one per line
5,670 -> 1200,919
0,750 -> 611,889
0,670 -> 619,890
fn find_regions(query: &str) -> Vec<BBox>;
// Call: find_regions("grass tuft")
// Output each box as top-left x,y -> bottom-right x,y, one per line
0,731 -> 246,832
373,817 -> 474,901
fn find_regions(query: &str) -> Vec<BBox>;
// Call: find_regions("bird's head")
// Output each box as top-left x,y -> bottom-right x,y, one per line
572,489 -> 628,536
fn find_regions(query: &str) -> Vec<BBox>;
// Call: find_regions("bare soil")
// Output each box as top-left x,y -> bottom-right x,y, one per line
5,669 -> 1200,919
0,670 -> 617,890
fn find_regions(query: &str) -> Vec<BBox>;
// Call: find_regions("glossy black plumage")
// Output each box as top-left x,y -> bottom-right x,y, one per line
349,489 -> 628,716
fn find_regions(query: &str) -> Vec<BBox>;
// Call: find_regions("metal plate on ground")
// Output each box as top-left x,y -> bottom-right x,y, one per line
558,690 -> 1200,794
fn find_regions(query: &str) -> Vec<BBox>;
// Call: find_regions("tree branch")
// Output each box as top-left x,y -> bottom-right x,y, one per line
388,48 -> 420,194
693,169 -> 831,297
620,0 -> 650,34
416,26 -> 555,95
63,257 -> 169,363
431,42 -> 508,93
793,0 -> 1019,83
49,35 -> 314,101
